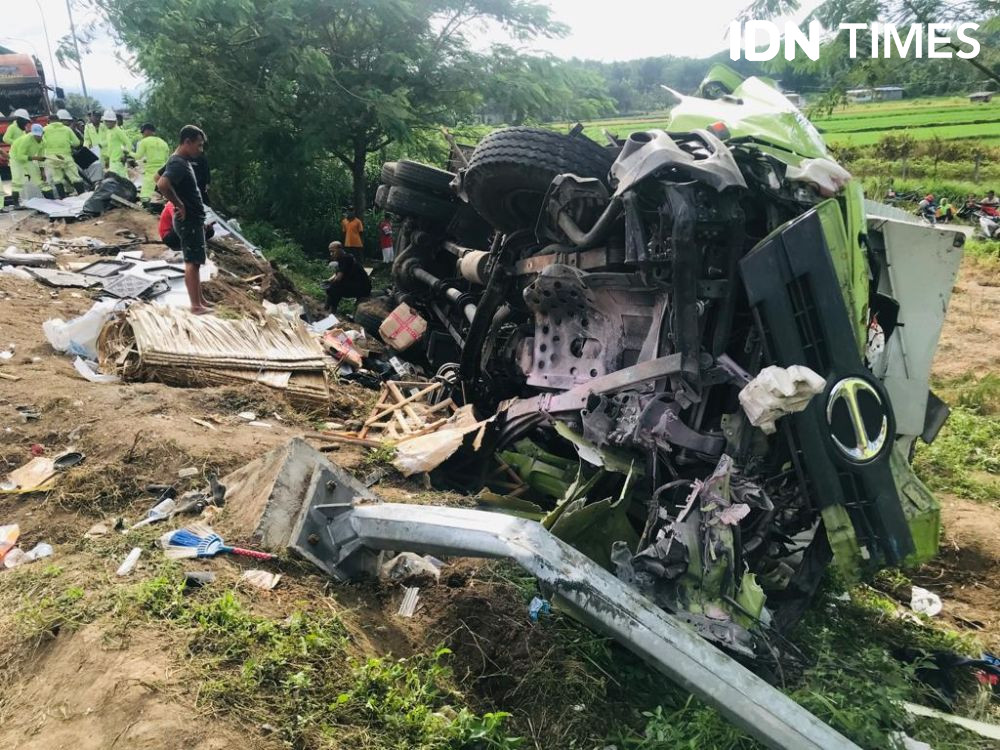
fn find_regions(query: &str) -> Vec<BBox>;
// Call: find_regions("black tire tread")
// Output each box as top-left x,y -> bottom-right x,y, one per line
463,127 -> 614,231
393,160 -> 456,196
384,185 -> 456,223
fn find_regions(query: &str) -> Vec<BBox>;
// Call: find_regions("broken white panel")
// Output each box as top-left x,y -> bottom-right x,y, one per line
73,356 -> 120,384
22,192 -> 93,219
909,586 -> 942,617
738,365 -> 826,434
868,218 -> 964,437
397,586 -> 420,617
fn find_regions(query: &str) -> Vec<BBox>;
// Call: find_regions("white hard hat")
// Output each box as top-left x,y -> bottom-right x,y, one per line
56,108 -> 72,121
102,108 -> 116,121
12,108 -> 30,120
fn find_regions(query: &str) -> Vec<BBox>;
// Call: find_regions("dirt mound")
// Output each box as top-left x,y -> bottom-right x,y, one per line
0,624 -> 277,750
914,496 -> 1000,650
934,258 -> 1000,378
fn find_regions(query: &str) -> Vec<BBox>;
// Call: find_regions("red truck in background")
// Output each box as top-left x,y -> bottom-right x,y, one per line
0,52 -> 57,172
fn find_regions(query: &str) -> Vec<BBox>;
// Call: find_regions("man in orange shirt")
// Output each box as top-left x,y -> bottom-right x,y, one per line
341,209 -> 364,263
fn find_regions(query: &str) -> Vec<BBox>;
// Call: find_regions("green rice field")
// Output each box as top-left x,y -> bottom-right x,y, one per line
565,96 -> 1000,148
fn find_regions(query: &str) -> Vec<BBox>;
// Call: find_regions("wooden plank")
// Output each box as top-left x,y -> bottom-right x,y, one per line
0,371 -> 22,381
306,432 -> 384,448
387,381 -> 423,424
363,382 -> 440,426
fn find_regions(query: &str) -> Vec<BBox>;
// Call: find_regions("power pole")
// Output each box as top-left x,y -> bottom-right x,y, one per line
64,0 -> 88,101
34,0 -> 59,91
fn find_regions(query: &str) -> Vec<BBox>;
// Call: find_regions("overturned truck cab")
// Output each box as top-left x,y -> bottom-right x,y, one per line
341,67 -> 963,748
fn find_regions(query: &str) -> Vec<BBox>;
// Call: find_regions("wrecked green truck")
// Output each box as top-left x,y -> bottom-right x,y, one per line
329,67 -> 963,748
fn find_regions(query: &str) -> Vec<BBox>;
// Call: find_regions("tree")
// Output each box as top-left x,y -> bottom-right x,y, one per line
91,0 -> 562,216
743,0 -> 1000,88
64,92 -> 103,118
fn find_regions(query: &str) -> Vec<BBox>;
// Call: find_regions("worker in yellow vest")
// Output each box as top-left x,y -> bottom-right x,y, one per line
42,109 -> 84,197
83,110 -> 102,158
133,123 -> 170,205
8,123 -> 46,205
3,108 -> 30,146
102,109 -> 131,178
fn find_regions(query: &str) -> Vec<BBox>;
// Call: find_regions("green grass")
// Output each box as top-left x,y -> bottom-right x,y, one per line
825,121 -> 1000,147
914,375 -> 1000,503
117,568 -> 520,749
242,220 -> 329,300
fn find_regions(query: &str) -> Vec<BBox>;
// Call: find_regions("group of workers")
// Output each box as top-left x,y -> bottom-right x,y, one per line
4,106 -> 171,208
917,190 -> 1000,224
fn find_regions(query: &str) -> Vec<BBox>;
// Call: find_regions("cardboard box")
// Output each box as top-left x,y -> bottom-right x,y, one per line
379,303 -> 427,351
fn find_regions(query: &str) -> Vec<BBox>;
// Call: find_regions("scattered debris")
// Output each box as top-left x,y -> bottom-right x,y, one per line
98,303 -> 333,407
184,570 -> 215,589
27,267 -> 101,289
240,569 -> 281,590
248,421 -> 272,429
2,456 -> 57,492
1,247 -> 56,266
391,404 -> 491,476
116,547 -> 143,576
903,701 -> 1000,740
84,522 -> 109,538
73,356 -> 119,384
528,596 -> 551,622
237,411 -> 257,421
910,586 -> 943,617
44,299 -> 122,359
380,552 -> 441,583
159,523 -> 277,561
22,192 -> 93,219
3,542 -> 53,569
129,496 -> 178,530
397,586 -> 420,617
359,381 -> 455,441
0,525 -> 20,561
177,467 -> 199,479
190,417 -> 217,430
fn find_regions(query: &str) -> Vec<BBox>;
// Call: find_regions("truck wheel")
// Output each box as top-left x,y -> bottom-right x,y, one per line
381,161 -> 398,186
384,185 -> 457,224
462,127 -> 615,232
392,160 -> 456,196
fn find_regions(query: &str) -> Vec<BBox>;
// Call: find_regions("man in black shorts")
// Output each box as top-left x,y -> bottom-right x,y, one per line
156,125 -> 212,314
325,241 -> 371,313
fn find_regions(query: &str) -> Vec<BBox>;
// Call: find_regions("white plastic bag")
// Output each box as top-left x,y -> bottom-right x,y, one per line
43,299 -> 120,359
739,365 -> 826,435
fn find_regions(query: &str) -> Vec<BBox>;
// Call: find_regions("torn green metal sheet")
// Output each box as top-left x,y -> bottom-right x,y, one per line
547,494 -> 639,571
553,420 -> 644,476
817,196 -> 869,354
476,490 -> 545,520
890,445 -> 941,567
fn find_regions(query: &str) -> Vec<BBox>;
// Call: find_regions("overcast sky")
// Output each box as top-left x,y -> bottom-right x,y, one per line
3,0 -> 821,106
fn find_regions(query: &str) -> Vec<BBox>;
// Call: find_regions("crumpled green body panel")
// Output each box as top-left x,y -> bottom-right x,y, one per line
664,71 -> 828,159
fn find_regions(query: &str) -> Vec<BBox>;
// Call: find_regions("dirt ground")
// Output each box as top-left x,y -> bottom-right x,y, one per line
1,206 -> 999,745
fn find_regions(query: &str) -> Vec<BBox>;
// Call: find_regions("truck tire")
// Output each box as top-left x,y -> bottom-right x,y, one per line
392,160 -> 456,196
462,127 -> 615,232
384,185 -> 457,224
381,161 -> 398,186
356,297 -> 395,338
